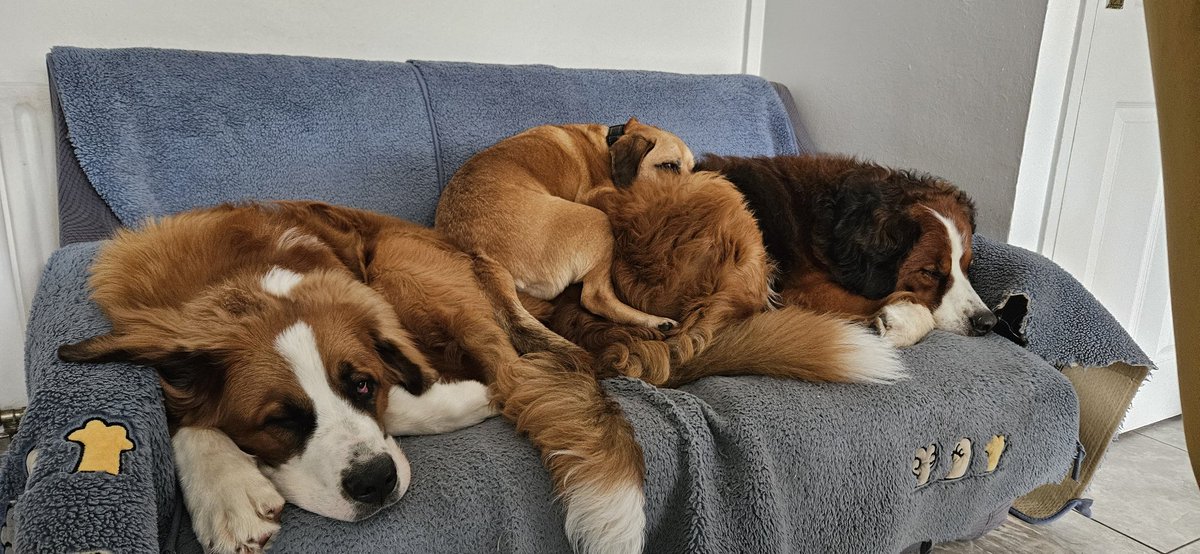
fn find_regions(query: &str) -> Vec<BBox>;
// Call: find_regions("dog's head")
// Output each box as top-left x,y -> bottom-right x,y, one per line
895,198 -> 996,337
60,263 -> 435,521
608,117 -> 695,188
823,166 -> 995,337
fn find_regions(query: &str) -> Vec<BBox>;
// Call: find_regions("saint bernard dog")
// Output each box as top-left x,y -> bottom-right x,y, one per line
58,202 -> 637,553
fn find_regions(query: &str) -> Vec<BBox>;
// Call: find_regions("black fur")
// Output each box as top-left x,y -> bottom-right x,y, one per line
696,154 -> 975,300
815,170 -> 923,299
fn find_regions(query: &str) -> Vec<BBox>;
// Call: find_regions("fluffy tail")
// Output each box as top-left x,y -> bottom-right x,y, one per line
667,306 -> 905,387
471,254 -> 647,554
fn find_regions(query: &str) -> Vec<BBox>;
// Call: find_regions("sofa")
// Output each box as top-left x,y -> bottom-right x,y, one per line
0,47 -> 1153,553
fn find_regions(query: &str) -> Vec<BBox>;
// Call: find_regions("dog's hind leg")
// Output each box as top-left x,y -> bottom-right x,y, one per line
530,284 -> 671,384
580,243 -> 677,333
543,199 -> 676,332
666,291 -> 762,370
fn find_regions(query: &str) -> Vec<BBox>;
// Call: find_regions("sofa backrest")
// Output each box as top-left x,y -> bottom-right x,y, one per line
49,47 -> 803,245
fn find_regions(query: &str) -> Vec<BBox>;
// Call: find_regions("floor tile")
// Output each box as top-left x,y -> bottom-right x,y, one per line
1136,416 -> 1189,452
1174,539 -> 1200,553
934,512 -> 1154,553
1088,432 -> 1200,552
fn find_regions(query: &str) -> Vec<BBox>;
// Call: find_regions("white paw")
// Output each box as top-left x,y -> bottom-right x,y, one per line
875,302 -> 936,347
564,481 -> 646,554
174,428 -> 285,554
385,380 -> 499,436
189,468 -> 284,554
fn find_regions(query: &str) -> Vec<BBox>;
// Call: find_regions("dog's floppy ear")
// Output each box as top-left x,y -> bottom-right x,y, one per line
371,330 -> 433,396
610,135 -> 655,188
58,333 -> 140,365
285,202 -> 377,282
59,333 -> 227,417
818,172 -> 922,299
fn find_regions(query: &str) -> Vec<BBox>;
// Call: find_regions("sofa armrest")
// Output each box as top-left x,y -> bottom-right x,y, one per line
0,242 -> 176,553
968,235 -> 1153,521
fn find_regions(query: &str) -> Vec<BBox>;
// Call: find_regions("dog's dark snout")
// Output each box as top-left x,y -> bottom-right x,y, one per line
342,454 -> 398,505
970,311 -> 998,336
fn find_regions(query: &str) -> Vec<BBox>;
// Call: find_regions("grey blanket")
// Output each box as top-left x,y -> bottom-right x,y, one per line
970,235 -> 1153,371
245,332 -> 1078,554
2,242 -> 1080,553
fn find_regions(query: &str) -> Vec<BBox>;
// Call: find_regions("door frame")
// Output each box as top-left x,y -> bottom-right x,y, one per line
1012,0 -> 1179,431
1009,0 -> 1091,254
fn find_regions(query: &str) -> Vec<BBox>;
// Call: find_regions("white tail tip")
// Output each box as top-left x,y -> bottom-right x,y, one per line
563,480 -> 646,554
841,323 -> 907,383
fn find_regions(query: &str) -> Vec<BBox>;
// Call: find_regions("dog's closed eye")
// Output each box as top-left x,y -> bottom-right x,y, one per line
656,161 -> 681,173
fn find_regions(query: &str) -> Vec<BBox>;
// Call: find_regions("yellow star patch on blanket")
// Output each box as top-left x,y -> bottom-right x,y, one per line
67,419 -> 134,475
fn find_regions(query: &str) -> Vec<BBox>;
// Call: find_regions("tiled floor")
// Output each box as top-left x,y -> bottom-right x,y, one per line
938,416 -> 1200,553
0,419 -> 1195,552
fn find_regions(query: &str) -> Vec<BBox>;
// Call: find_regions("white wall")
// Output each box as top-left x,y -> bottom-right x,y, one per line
758,1 -> 1049,240
0,0 -> 761,408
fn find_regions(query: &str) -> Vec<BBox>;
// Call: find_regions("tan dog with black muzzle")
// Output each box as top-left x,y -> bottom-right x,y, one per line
435,118 -> 694,333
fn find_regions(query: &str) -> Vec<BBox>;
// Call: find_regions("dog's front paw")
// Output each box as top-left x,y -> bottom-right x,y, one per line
874,302 -> 936,347
190,470 -> 284,554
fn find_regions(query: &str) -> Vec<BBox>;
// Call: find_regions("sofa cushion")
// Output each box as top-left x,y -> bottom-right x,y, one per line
410,60 -> 799,188
49,47 -> 442,226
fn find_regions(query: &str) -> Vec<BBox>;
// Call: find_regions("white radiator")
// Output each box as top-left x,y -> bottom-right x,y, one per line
0,82 -> 59,409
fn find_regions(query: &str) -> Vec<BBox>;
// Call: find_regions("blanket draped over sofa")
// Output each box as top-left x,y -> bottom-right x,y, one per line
0,47 -> 1150,553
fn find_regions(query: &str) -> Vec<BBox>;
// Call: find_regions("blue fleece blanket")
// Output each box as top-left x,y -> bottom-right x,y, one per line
46,48 -> 796,229
409,60 -> 798,187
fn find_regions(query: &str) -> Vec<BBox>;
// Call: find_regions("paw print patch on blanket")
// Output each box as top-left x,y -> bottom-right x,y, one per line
912,443 -> 938,486
984,434 -> 1007,473
66,418 -> 135,475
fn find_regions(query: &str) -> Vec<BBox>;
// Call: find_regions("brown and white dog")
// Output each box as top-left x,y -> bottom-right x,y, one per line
435,117 -> 694,332
524,168 -> 904,387
695,154 -> 997,347
57,202 -> 648,554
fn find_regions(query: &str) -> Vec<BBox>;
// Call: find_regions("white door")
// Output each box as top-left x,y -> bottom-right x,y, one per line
1041,0 -> 1177,431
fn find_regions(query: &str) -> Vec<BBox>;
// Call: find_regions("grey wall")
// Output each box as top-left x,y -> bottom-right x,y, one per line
759,1 -> 1048,239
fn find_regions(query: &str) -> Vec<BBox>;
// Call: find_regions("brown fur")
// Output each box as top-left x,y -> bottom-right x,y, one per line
58,202 -> 645,527
527,171 -> 897,386
435,118 -> 695,332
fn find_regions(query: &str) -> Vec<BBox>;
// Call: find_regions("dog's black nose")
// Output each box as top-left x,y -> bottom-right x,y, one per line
970,311 -> 998,336
342,454 -> 397,506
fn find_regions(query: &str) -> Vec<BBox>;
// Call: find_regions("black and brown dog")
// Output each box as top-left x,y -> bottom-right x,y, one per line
696,154 -> 997,347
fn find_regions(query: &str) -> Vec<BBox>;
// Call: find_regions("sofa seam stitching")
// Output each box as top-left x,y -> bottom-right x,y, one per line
410,62 -> 446,192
